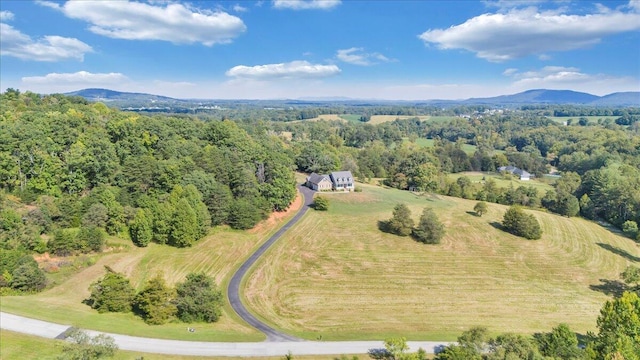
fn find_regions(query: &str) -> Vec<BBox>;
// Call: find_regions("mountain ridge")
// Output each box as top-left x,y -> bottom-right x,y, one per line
65,88 -> 639,106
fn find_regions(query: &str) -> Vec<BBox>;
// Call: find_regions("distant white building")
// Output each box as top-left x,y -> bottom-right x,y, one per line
498,166 -> 531,181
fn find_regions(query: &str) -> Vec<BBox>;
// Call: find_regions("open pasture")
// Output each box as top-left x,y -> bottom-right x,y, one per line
447,171 -> 555,193
244,183 -> 638,340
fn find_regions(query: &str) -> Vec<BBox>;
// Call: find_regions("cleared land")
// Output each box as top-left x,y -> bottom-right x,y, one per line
447,171 -> 555,193
0,194 -> 305,342
368,115 -> 432,124
546,116 -> 620,124
244,183 -> 638,341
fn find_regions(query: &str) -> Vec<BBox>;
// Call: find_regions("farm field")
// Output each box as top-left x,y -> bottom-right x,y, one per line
368,115 -> 432,124
0,192 -> 305,342
406,138 -> 479,155
546,116 -> 620,124
447,171 -> 555,193
244,182 -> 638,341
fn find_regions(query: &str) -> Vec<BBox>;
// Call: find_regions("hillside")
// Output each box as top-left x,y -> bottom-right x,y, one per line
245,183 -> 638,340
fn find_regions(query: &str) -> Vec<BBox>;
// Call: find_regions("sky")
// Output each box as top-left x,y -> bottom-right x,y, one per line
1,0 -> 639,100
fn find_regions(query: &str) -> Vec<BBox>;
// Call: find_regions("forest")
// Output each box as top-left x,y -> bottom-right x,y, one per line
1,88 -> 639,294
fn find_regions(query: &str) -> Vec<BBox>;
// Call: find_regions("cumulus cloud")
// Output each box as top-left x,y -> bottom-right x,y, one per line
336,47 -> 394,66
273,0 -> 340,10
39,0 -> 246,46
226,60 -> 340,80
502,66 -> 638,93
0,11 -> 15,21
0,14 -> 92,61
419,3 -> 640,61
22,71 -> 128,84
233,4 -> 248,12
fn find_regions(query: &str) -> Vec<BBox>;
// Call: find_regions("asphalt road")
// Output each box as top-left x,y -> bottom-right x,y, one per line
1,312 -> 452,356
227,184 -> 315,342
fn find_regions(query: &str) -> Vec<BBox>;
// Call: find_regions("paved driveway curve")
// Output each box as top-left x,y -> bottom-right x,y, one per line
0,312 -> 452,356
227,184 -> 315,342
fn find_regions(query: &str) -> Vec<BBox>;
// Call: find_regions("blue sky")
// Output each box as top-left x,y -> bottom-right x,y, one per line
1,0 -> 639,100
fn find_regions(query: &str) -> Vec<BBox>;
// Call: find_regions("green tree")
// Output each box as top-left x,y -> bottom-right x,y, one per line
174,273 -> 223,323
227,197 -> 266,230
82,203 -> 109,228
486,333 -> 542,360
132,275 -> 176,325
621,266 -> 640,292
58,328 -> 118,360
313,195 -> 329,211
502,206 -> 542,240
129,209 -> 152,247
382,203 -> 414,236
473,201 -> 488,217
368,336 -> 427,360
412,207 -> 445,244
87,268 -> 135,313
586,291 -> 640,360
76,226 -> 106,253
168,198 -> 198,248
534,323 -> 583,359
622,220 -> 638,238
10,258 -> 47,292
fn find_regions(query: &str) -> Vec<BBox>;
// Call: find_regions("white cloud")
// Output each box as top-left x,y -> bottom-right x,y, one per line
40,0 -> 246,46
502,66 -> 639,94
0,11 -> 14,21
22,71 -> 128,84
233,4 -> 248,12
226,60 -> 341,80
336,47 -> 394,66
0,20 -> 92,61
419,4 -> 640,62
273,0 -> 340,10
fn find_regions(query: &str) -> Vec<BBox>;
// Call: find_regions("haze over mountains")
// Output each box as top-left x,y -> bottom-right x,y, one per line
66,88 -> 640,107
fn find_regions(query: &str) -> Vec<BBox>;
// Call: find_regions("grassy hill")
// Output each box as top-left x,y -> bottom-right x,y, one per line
244,183 -> 638,340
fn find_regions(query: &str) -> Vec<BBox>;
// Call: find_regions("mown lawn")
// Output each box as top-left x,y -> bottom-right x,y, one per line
244,183 -> 638,341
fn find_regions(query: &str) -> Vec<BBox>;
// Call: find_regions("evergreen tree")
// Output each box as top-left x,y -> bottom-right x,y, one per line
383,203 -> 414,236
175,273 -> 223,323
168,198 -> 198,248
132,275 -> 176,325
129,209 -> 152,247
502,206 -> 542,240
412,207 -> 445,244
87,268 -> 135,313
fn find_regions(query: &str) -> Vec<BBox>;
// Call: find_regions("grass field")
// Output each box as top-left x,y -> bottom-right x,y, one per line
447,171 -> 555,193
0,330 -> 366,360
244,182 -> 638,341
0,195 -> 306,342
407,138 -> 479,155
546,116 -> 619,124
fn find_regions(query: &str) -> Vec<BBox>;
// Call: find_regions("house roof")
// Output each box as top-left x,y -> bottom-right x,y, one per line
307,172 -> 331,185
498,166 -> 530,177
330,171 -> 353,180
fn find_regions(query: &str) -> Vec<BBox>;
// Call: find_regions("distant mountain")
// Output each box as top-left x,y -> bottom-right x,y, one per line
65,88 -> 640,107
589,92 -> 640,106
65,88 -> 183,102
464,89 -> 602,105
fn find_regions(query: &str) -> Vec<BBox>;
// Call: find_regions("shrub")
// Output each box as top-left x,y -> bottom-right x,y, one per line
473,202 -> 488,216
87,268 -> 135,313
313,196 -> 329,211
382,203 -> 414,237
622,220 -> 638,238
502,206 -> 542,240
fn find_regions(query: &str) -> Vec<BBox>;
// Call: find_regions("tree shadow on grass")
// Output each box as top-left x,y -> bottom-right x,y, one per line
596,243 -> 640,262
489,221 -> 505,231
589,279 -> 628,298
466,211 -> 480,217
